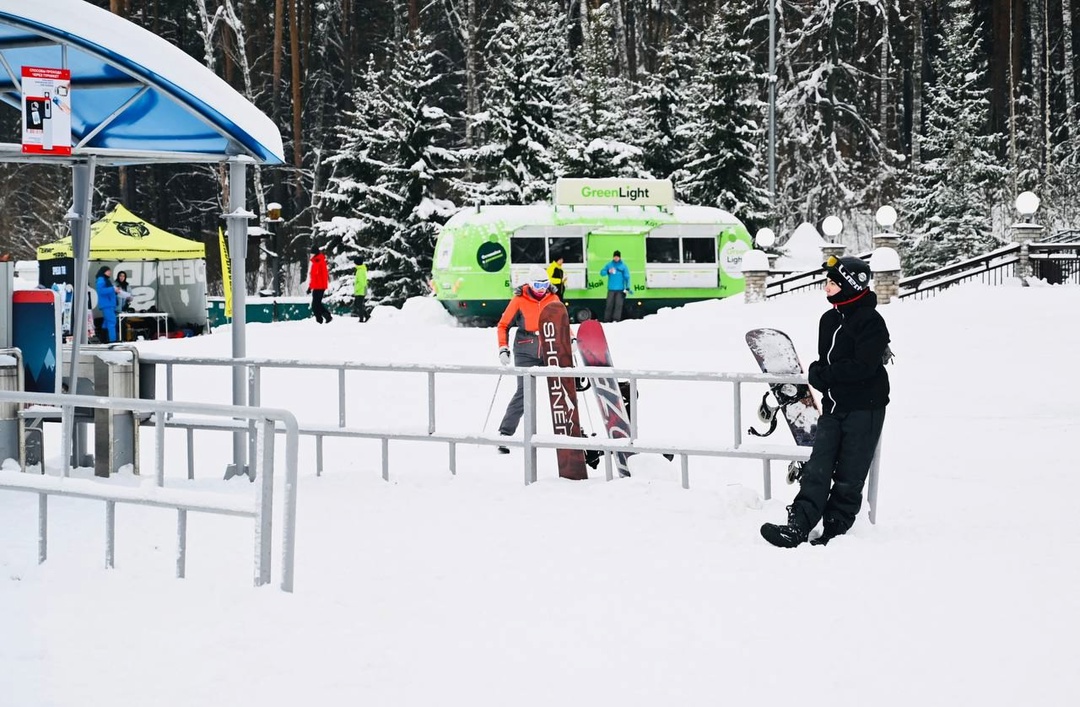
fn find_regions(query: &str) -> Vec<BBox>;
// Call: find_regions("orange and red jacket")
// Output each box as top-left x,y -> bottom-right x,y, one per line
309,253 -> 329,290
497,290 -> 561,348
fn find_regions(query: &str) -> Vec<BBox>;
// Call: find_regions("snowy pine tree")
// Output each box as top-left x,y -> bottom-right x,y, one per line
636,23 -> 696,183
773,0 -> 887,233
468,0 -> 572,205
900,0 -> 1006,275
318,30 -> 461,307
680,2 -> 770,232
559,3 -> 647,179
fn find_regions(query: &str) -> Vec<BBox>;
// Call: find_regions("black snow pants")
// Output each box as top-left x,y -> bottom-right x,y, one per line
791,408 -> 886,535
311,289 -> 332,323
603,290 -> 626,322
497,332 -> 542,436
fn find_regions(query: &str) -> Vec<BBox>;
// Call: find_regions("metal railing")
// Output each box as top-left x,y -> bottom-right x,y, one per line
0,390 -> 300,592
766,234 -> 1080,302
896,243 -> 1021,299
766,250 -> 873,298
142,354 -> 881,521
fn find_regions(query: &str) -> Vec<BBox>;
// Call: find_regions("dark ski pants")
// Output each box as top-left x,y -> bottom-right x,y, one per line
353,295 -> 368,322
311,289 -> 332,323
498,339 -> 542,436
603,290 -> 626,322
791,408 -> 885,535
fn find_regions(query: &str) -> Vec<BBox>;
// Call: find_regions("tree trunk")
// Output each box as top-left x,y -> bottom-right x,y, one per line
911,0 -> 923,166
464,0 -> 477,146
612,0 -> 629,78
1063,0 -> 1077,142
289,0 -> 305,203
409,0 -> 420,32
879,3 -> 889,146
1008,0 -> 1017,195
273,0 -> 285,117
1029,0 -> 1045,173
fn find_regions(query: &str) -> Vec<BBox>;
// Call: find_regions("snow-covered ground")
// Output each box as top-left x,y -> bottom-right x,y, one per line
2,282 -> 1079,706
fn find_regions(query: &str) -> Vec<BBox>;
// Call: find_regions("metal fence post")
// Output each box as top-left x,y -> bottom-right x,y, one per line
523,371 -> 536,485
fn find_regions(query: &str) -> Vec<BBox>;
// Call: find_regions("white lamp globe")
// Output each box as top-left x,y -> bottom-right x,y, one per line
821,216 -> 843,239
1015,191 -> 1040,216
875,205 -> 897,228
755,227 -> 776,248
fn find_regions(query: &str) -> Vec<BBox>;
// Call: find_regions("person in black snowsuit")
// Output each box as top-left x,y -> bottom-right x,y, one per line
761,256 -> 891,548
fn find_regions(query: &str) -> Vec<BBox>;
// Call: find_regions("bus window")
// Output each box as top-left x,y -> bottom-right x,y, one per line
646,238 -> 679,264
683,238 -> 716,264
548,237 -> 584,263
511,237 -> 546,264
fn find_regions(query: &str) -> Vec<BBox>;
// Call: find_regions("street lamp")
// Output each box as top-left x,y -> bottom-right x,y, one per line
1012,191 -> 1042,286
755,227 -> 776,249
1015,191 -> 1040,221
821,216 -> 843,240
875,205 -> 897,229
266,202 -> 284,296
874,205 -> 900,250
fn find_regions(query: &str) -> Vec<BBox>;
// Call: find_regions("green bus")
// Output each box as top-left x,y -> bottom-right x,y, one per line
431,178 -> 753,325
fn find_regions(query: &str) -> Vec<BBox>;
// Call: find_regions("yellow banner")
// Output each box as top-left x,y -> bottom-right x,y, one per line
219,227 -> 233,319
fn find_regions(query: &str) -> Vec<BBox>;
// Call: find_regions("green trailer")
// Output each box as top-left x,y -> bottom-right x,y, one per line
431,178 -> 753,325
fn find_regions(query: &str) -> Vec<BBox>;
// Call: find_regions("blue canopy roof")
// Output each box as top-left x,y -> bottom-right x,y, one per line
0,0 -> 284,165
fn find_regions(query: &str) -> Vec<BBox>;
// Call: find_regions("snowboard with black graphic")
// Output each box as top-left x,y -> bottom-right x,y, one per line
538,301 -> 588,480
575,319 -> 632,478
745,328 -> 820,483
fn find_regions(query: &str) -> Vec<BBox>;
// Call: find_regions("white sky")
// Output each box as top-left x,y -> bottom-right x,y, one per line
2,282 -> 1079,706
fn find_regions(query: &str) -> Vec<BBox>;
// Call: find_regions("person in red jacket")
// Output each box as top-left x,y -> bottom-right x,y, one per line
308,246 -> 333,324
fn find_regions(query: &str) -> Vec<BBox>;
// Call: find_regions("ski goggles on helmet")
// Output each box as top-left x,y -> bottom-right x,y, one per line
530,279 -> 550,291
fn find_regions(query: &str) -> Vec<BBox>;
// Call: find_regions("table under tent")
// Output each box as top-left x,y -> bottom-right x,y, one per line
36,203 -> 208,340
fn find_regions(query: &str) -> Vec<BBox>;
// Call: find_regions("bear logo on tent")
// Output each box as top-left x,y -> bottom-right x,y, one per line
117,221 -> 150,239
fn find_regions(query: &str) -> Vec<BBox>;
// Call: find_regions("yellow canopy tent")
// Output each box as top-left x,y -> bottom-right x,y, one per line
37,204 -> 208,332
37,203 -> 205,260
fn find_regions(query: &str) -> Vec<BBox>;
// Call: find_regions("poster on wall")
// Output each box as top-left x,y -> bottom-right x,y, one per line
21,66 -> 72,156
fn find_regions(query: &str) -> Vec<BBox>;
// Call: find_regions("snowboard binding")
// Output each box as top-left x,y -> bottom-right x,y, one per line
786,461 -> 804,485
748,384 -> 811,439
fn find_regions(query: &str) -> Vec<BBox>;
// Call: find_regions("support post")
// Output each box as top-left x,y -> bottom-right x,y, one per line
224,157 -> 255,480
64,158 -> 96,472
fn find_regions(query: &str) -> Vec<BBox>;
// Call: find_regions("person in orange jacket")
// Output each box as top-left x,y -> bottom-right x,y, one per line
494,265 -> 561,452
308,246 -> 332,324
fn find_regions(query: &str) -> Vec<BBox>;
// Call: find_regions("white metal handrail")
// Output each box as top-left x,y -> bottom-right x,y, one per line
141,354 -> 880,521
0,390 -> 300,592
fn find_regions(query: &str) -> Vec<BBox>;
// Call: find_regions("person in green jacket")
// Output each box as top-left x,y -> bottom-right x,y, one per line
353,262 -> 369,322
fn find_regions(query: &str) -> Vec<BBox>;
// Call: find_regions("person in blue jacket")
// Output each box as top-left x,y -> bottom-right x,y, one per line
599,250 -> 631,322
94,265 -> 119,343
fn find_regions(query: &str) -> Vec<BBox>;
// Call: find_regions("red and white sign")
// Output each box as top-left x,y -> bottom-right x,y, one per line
21,66 -> 72,156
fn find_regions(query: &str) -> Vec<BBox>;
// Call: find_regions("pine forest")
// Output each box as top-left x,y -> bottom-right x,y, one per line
1,0 -> 1077,304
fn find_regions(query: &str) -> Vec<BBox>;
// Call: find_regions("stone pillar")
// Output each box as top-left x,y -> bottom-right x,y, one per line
1012,222 -> 1044,284
870,247 -> 901,305
820,243 -> 847,263
740,249 -> 771,303
873,233 -> 901,251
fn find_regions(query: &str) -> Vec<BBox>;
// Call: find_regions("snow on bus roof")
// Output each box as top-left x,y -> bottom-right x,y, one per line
441,202 -> 741,230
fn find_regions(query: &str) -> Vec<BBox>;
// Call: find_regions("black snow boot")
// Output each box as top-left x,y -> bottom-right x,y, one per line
810,521 -> 844,546
760,505 -> 808,548
496,445 -> 510,454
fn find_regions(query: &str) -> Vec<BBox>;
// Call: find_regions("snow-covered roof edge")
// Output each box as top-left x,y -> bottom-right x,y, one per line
0,0 -> 284,164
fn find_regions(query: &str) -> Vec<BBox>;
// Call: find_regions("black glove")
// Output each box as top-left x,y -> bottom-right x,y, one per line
807,361 -> 829,392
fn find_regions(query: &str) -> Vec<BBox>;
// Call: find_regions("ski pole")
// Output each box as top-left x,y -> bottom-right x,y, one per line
482,374 -> 504,432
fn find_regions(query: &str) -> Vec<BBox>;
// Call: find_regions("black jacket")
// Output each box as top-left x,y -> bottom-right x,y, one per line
807,291 -> 890,414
